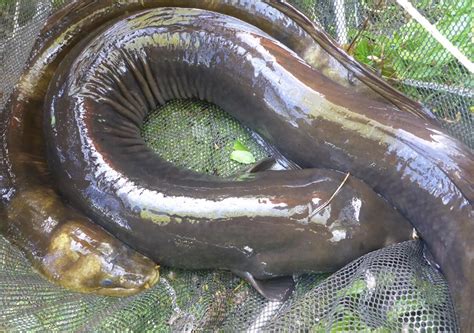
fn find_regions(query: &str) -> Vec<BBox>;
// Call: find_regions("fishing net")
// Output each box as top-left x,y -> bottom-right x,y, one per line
1,0 -> 471,331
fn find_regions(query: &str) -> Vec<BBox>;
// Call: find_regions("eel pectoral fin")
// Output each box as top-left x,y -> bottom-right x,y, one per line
245,155 -> 301,174
233,270 -> 295,302
245,157 -> 280,173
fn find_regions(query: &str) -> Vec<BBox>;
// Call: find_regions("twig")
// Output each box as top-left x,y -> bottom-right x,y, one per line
310,172 -> 351,219
345,0 -> 384,53
233,280 -> 245,293
346,16 -> 369,53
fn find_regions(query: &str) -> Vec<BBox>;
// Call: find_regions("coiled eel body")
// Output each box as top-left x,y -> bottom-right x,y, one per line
48,5 -> 472,325
0,0 -> 472,330
1,2 -> 414,300
46,2 -> 415,277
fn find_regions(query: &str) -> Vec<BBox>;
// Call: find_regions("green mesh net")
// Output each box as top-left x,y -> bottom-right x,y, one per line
141,99 -> 269,178
1,0 -> 471,331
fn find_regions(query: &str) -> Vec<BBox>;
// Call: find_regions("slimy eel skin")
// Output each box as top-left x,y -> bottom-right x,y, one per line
0,2 -> 410,295
265,3 -> 474,329
1,1 -> 472,330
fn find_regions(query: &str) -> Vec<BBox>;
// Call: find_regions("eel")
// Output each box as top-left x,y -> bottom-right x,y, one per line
2,1 -> 470,329
0,2 -> 416,300
43,6 -> 414,297
44,6 -> 473,329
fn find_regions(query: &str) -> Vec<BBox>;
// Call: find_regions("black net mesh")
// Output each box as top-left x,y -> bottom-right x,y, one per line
1,0 -> 471,331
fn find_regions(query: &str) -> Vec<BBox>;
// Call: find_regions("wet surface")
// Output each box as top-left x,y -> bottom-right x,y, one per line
0,1 -> 472,330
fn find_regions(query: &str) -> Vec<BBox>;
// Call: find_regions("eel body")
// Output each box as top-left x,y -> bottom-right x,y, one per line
46,9 -> 414,272
45,5 -> 473,329
28,0 -> 434,120
0,1 -> 416,298
1,1 -> 471,330
264,2 -> 474,329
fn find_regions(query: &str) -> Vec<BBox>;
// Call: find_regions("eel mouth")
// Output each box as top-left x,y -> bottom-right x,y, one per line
95,265 -> 161,297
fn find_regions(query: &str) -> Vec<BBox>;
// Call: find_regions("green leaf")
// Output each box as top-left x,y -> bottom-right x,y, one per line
230,150 -> 256,164
233,140 -> 250,151
231,140 -> 256,164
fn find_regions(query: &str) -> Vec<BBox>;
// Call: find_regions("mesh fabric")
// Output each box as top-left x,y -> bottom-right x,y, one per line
0,234 -> 458,331
291,0 -> 473,148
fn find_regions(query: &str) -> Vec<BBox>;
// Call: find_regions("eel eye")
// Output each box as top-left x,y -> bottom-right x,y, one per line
100,279 -> 114,287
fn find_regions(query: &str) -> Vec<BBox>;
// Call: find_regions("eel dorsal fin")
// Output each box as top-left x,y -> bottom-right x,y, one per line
233,270 -> 295,301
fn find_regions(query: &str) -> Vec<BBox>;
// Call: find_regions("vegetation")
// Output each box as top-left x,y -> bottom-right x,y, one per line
346,0 -> 472,86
